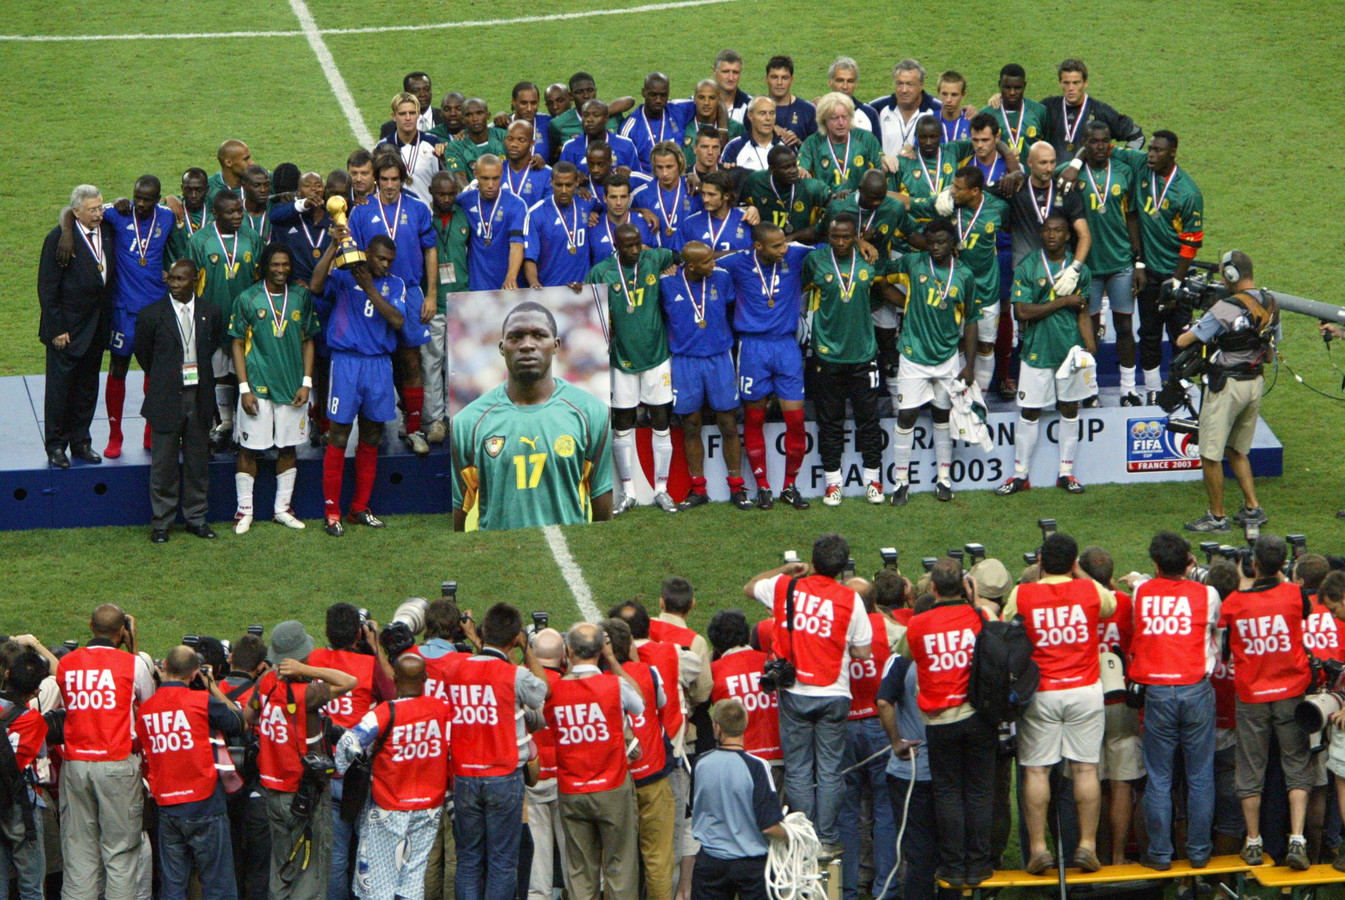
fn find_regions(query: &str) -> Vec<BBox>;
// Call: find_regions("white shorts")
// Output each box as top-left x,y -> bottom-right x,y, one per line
1018,681 -> 1105,767
237,396 -> 308,450
1016,362 -> 1095,409
895,355 -> 958,411
212,347 -> 234,379
976,302 -> 1000,343
611,360 -> 673,409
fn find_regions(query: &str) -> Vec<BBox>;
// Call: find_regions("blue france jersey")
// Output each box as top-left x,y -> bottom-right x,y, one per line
103,205 -> 175,313
721,243 -> 812,337
458,189 -> 530,291
659,266 -> 736,357
774,97 -> 817,140
526,196 -> 596,286
559,133 -> 642,174
586,214 -> 656,268
672,208 -> 753,254
323,269 -> 405,355
619,101 -> 698,172
501,162 -> 553,206
632,179 -> 703,248
348,193 -> 436,290
532,113 -> 552,161
268,203 -> 333,283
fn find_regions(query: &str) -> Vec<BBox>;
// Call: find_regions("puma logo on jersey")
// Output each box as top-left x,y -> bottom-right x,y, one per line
519,435 -> 539,450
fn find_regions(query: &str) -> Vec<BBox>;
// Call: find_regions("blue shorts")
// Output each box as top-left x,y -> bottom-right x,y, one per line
672,351 -> 738,414
396,285 -> 432,349
736,335 -> 804,402
108,307 -> 138,356
328,351 -> 396,424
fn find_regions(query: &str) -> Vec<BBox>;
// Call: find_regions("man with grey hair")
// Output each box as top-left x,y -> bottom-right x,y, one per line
871,60 -> 943,156
826,57 -> 881,135
712,49 -> 752,124
545,623 -> 645,900
38,184 -> 115,468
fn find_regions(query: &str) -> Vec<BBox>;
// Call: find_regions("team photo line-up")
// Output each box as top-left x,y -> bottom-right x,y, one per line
10,526 -> 1345,900
42,49 -> 1304,539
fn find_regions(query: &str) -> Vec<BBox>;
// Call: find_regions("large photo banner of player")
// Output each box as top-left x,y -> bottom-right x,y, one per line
448,286 -> 612,532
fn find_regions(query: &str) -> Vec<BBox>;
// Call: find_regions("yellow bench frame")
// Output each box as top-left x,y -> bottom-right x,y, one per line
1251,862 -> 1345,900
939,854 -> 1272,899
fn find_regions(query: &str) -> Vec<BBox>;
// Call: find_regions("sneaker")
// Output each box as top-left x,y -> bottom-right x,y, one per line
934,480 -> 954,502
677,491 -> 710,511
652,491 -> 678,513
866,482 -> 884,504
1057,475 -> 1086,494
233,513 -> 253,535
817,842 -> 845,863
324,517 -> 345,537
754,488 -> 774,510
404,431 -> 430,456
780,485 -> 810,510
730,489 -> 754,510
996,477 -> 1029,496
1081,395 -> 1101,409
822,485 -> 843,506
1072,846 -> 1101,873
274,510 -> 306,530
1239,837 -> 1263,867
1024,851 -> 1055,876
889,483 -> 910,507
425,420 -> 447,444
1232,504 -> 1268,526
1120,391 -> 1144,407
1285,836 -> 1309,871
614,495 -> 638,516
347,509 -> 386,528
1185,511 -> 1231,534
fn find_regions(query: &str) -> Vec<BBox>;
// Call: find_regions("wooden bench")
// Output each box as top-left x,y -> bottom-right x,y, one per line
1251,863 -> 1345,900
939,854 -> 1271,899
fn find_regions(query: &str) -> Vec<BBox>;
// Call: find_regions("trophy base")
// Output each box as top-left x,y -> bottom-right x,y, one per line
335,247 -> 367,270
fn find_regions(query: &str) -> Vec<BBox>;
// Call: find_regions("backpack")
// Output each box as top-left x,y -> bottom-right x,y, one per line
968,616 -> 1039,723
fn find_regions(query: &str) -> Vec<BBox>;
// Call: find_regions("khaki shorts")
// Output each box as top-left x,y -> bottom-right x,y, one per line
1018,681 -> 1105,767
1098,703 -> 1145,782
1199,375 -> 1261,460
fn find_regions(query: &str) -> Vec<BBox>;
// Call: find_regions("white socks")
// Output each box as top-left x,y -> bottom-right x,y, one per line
652,428 -> 672,494
893,426 -> 915,484
235,473 -> 254,516
275,468 -> 297,516
933,421 -> 952,484
1143,367 -> 1162,392
1119,365 -> 1136,393
614,428 -> 635,493
216,384 -> 236,428
863,467 -> 880,486
974,353 -> 995,392
1059,415 -> 1079,476
825,470 -> 842,487
1014,416 -> 1039,478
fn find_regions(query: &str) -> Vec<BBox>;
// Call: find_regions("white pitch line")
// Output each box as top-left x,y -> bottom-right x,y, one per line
0,0 -> 737,42
542,525 -> 602,623
287,0 -> 373,148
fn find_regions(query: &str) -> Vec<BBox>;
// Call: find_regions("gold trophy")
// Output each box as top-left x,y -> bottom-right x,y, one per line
326,196 -> 367,270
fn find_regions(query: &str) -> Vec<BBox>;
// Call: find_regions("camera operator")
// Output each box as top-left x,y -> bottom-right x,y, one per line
1218,534 -> 1313,869
744,533 -> 873,860
1314,570 -> 1345,872
57,603 -> 156,900
525,629 -> 570,900
139,646 -> 246,900
0,646 -> 53,900
334,653 -> 453,900
243,621 -> 358,900
1175,251 -> 1279,533
224,634 -> 272,900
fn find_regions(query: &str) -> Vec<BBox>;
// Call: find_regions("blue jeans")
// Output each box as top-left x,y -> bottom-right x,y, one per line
0,802 -> 45,900
454,769 -> 525,900
329,777 -> 354,900
841,717 -> 896,900
160,809 -> 238,900
886,778 -> 935,900
779,691 -> 850,844
1089,266 -> 1136,316
1141,680 -> 1216,863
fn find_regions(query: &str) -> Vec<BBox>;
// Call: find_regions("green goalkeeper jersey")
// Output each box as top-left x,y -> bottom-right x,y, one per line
1013,252 -> 1094,370
892,251 -> 976,366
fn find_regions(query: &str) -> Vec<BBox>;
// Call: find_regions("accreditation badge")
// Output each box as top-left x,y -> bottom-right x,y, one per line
182,363 -> 199,386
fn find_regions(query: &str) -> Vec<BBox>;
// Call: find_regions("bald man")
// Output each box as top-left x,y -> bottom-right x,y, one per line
206,140 -> 253,208
501,119 -> 553,204
458,154 -> 529,290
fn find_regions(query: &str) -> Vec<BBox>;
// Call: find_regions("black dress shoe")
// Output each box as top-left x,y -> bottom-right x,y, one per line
71,444 -> 102,464
48,448 -> 70,469
185,523 -> 217,539
150,529 -> 169,544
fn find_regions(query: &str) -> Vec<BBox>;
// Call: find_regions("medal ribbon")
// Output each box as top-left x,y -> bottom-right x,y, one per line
831,248 -> 857,300
214,224 -> 238,275
264,285 -> 290,337
957,196 -> 985,245
1063,95 -> 1090,146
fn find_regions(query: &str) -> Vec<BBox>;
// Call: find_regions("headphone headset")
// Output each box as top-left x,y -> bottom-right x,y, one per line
1221,250 -> 1242,283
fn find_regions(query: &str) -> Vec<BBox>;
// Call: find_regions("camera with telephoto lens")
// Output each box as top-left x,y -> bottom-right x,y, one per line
965,543 -> 986,565
248,624 -> 264,637
1038,519 -> 1058,540
291,752 -> 335,817
841,557 -> 856,581
880,548 -> 899,570
760,657 -> 796,693
921,557 -> 937,573
1219,544 -> 1255,579
380,597 -> 430,660
1023,551 -> 1038,566
1189,541 -> 1221,584
1295,658 -> 1345,752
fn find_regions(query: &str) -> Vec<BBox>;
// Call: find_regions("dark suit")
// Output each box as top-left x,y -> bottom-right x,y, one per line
37,221 -> 115,452
133,295 -> 225,530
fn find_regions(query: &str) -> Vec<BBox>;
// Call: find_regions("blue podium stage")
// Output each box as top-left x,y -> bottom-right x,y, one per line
0,375 -> 451,531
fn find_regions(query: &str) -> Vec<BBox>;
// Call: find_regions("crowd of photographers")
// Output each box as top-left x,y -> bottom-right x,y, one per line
4,527 -> 1345,900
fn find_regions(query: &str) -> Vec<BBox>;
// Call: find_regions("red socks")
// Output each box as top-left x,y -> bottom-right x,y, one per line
689,476 -> 707,496
104,376 -> 126,456
744,407 -> 769,489
783,408 -> 806,487
726,475 -> 745,494
403,387 -> 424,435
323,444 -> 345,520
352,443 -> 378,513
996,311 -> 1015,385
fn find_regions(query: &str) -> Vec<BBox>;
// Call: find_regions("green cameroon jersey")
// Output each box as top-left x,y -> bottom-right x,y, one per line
891,145 -> 960,208
980,100 -> 1050,163
1112,147 -> 1204,275
1014,252 -> 1094,370
586,247 -> 676,372
204,171 -> 239,209
740,171 -> 832,236
165,205 -> 214,266
682,118 -> 744,167
910,192 -> 1009,310
823,194 -> 920,275
892,251 -> 976,366
802,247 -> 879,364
798,129 -> 884,192
187,225 -> 263,324
452,378 -> 614,531
445,134 -> 508,177
228,283 -> 321,404
433,205 -> 471,313
1056,157 -> 1135,276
